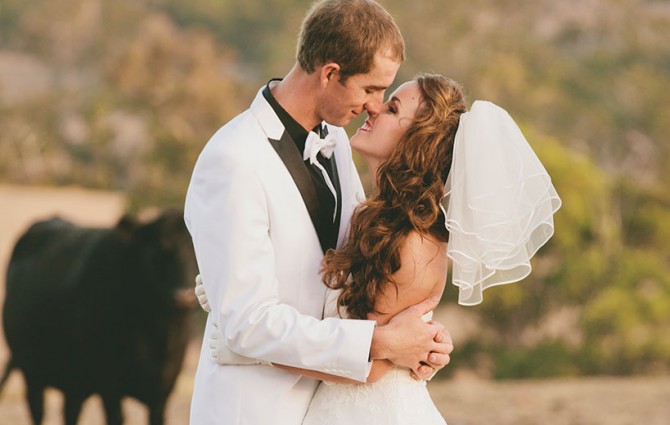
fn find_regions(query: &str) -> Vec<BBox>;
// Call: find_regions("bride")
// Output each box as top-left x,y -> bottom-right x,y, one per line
197,73 -> 560,424
299,73 -> 462,424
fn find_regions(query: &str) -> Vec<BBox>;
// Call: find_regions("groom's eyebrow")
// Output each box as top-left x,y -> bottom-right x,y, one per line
366,85 -> 388,92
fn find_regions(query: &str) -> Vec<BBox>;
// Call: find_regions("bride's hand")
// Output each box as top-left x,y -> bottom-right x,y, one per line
369,296 -> 453,380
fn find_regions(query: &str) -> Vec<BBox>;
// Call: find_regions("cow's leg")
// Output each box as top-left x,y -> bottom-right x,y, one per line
149,400 -> 166,425
101,393 -> 123,425
25,379 -> 45,425
63,392 -> 86,425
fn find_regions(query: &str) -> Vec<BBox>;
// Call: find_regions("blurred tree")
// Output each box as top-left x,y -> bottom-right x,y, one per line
103,12 -> 252,208
158,0 -> 308,77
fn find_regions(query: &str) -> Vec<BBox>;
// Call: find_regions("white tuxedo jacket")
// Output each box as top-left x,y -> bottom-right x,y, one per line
184,87 -> 375,425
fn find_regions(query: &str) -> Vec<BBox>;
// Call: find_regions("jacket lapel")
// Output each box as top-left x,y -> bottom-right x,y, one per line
267,131 -> 333,254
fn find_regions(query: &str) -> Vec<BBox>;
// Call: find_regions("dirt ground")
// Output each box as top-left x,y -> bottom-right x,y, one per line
0,184 -> 668,425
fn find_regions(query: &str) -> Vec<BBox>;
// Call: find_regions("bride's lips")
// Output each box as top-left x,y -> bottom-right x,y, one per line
359,119 -> 372,132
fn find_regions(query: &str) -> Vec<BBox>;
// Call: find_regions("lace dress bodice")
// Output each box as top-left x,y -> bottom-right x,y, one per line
302,365 -> 446,425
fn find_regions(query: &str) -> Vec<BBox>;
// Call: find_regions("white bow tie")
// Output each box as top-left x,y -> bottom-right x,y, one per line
302,129 -> 338,221
303,131 -> 337,164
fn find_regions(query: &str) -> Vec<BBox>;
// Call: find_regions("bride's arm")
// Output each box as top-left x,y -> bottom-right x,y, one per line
272,359 -> 394,384
273,231 -> 448,383
368,231 -> 449,381
370,231 -> 448,327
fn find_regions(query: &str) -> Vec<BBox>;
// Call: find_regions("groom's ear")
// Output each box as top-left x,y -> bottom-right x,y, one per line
320,62 -> 341,87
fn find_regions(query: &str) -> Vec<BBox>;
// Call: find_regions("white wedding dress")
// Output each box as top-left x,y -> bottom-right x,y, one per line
302,366 -> 446,425
302,292 -> 446,425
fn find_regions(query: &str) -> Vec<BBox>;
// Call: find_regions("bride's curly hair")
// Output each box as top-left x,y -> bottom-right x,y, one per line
322,74 -> 467,319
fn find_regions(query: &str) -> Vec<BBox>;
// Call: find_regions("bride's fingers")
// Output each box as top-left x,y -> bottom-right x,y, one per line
425,352 -> 451,369
412,364 -> 437,381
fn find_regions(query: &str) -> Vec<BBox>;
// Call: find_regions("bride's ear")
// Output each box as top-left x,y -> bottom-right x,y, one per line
320,63 -> 341,88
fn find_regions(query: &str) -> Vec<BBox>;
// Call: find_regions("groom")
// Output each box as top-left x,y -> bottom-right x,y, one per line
184,1 -> 452,424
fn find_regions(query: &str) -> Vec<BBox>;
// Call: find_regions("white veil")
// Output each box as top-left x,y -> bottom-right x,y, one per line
441,101 -> 562,306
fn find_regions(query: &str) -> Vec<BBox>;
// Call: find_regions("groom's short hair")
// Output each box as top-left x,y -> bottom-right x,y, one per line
297,0 -> 405,82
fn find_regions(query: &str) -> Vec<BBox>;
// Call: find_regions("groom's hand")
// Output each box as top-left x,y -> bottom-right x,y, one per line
369,296 -> 453,379
194,274 -> 211,312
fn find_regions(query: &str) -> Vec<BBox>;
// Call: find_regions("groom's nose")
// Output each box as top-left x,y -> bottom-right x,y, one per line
363,91 -> 384,116
364,101 -> 380,117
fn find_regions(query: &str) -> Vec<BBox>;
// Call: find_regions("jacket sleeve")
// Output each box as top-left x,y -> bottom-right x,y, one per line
184,134 -> 375,382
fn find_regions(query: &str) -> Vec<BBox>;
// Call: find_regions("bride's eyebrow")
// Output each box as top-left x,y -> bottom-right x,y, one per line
390,96 -> 402,109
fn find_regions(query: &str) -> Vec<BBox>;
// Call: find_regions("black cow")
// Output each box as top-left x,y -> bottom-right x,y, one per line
0,210 -> 198,425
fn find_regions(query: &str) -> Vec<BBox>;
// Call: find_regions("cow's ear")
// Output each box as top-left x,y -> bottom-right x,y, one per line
116,214 -> 140,239
152,210 -> 187,249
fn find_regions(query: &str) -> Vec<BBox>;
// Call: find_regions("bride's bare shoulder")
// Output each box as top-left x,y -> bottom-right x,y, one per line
399,230 -> 448,270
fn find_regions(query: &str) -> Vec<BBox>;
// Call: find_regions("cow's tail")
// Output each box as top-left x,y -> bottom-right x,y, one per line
0,357 -> 15,395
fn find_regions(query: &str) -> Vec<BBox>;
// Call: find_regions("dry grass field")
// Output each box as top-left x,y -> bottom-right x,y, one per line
0,184 -> 668,425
